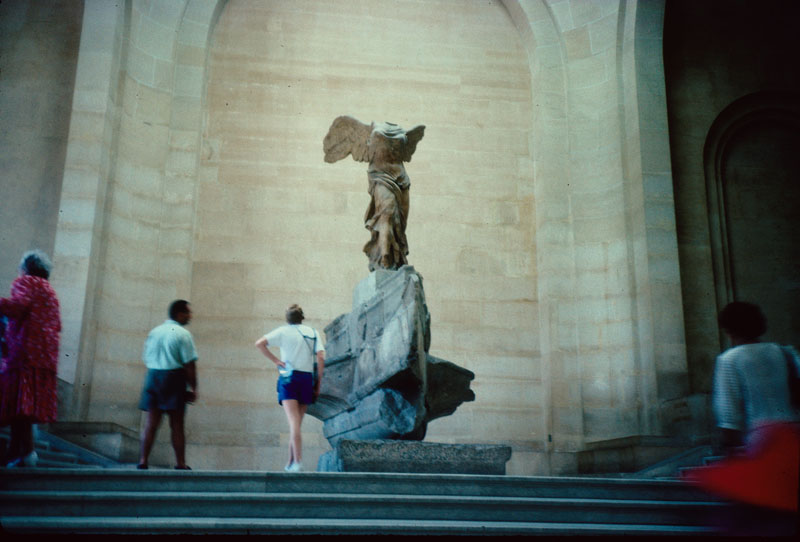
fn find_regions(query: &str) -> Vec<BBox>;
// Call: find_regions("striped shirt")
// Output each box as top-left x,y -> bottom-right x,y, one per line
712,342 -> 800,435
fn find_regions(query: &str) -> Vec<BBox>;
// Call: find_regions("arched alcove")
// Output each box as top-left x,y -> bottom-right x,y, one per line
195,0 -> 538,471
704,91 -> 800,346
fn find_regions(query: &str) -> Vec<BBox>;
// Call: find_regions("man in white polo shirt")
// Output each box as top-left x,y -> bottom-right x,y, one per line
137,300 -> 198,470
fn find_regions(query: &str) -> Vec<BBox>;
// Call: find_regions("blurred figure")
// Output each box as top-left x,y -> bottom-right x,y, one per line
1,315 -> 8,359
137,300 -> 198,470
713,301 -> 800,452
685,301 -> 800,535
0,250 -> 61,468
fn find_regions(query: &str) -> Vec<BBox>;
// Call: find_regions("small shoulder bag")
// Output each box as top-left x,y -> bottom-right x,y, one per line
295,327 -> 319,396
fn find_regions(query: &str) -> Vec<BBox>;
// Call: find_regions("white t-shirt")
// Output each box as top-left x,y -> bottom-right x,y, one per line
713,342 -> 800,438
142,319 -> 198,370
264,324 -> 324,375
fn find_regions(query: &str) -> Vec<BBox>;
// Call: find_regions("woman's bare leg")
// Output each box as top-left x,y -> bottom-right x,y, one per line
282,399 -> 307,466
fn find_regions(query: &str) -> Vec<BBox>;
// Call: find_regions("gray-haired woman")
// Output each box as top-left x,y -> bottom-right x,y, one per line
0,250 -> 61,468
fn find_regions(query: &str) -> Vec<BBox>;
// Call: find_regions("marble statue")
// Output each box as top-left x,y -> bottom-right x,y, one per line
323,116 -> 425,271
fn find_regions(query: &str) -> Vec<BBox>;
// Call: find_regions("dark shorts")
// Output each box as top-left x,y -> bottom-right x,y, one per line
277,371 -> 313,405
139,368 -> 187,412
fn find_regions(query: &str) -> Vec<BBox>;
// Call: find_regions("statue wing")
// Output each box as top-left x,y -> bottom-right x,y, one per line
323,116 -> 373,163
401,125 -> 425,162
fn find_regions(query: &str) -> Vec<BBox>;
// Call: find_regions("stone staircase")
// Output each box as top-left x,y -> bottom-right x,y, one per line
0,468 -> 725,535
0,427 -> 120,470
0,427 -> 731,535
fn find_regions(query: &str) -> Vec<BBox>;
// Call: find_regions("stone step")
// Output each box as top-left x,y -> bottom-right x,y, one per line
0,489 -> 722,526
36,449 -> 81,464
0,516 -> 717,536
631,445 -> 715,478
0,469 -> 727,535
1,426 -> 119,469
0,469 -> 717,501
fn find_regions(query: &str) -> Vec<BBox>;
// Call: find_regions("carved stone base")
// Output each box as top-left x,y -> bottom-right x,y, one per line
318,439 -> 512,475
309,266 -> 475,446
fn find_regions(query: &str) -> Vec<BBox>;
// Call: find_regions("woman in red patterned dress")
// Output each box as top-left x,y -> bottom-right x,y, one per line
0,250 -> 61,468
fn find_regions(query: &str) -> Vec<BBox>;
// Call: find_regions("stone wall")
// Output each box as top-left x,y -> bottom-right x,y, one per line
664,0 -> 800,395
0,0 -> 82,294
507,0 -> 688,472
194,0 -> 536,472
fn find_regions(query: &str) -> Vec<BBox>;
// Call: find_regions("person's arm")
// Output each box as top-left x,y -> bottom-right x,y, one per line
712,356 -> 745,455
184,360 -> 198,402
255,336 -> 285,368
178,331 -> 199,402
314,350 -> 325,399
0,280 -> 33,319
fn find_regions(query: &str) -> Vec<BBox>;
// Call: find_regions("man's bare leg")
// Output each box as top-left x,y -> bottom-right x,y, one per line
168,409 -> 188,468
139,409 -> 162,468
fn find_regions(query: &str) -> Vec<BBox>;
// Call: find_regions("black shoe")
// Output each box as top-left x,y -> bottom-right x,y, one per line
174,465 -> 191,470
136,464 -> 148,470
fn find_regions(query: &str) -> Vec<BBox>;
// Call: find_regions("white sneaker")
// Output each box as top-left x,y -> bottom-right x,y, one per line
7,451 -> 38,468
286,462 -> 302,472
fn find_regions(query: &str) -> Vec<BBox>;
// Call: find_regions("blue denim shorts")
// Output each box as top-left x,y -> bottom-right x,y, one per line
277,370 -> 313,405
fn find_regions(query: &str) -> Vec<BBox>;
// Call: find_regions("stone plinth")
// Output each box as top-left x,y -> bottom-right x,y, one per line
322,389 -> 416,446
308,266 -> 474,444
318,439 -> 512,475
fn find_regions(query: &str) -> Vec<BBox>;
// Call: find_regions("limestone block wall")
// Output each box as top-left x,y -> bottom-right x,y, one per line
0,0 -> 82,296
505,0 -> 688,473
619,0 -> 689,433
195,0 -> 538,472
56,0 -> 132,420
53,0 -> 223,427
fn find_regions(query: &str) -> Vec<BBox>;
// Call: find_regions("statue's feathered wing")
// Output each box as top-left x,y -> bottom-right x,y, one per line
401,125 -> 425,162
323,116 -> 372,163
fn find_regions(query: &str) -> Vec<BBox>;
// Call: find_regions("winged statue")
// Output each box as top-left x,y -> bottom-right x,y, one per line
323,116 -> 425,271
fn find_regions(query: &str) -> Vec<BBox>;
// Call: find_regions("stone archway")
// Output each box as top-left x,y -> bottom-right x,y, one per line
704,91 -> 800,346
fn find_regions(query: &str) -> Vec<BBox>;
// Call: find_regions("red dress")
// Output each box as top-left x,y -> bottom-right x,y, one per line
0,275 -> 61,424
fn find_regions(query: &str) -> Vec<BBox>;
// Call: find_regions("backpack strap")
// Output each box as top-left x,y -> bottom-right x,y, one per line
294,326 -> 317,361
781,346 -> 800,408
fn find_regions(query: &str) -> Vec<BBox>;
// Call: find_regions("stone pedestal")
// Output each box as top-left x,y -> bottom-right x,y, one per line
308,266 -> 475,444
318,439 -> 512,475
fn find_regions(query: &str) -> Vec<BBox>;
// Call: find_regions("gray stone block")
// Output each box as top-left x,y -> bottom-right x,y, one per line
318,439 -> 512,475
426,356 -> 476,422
322,389 -> 416,446
308,266 -> 474,446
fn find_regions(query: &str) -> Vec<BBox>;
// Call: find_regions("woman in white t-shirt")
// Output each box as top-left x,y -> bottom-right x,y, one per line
255,304 -> 325,472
